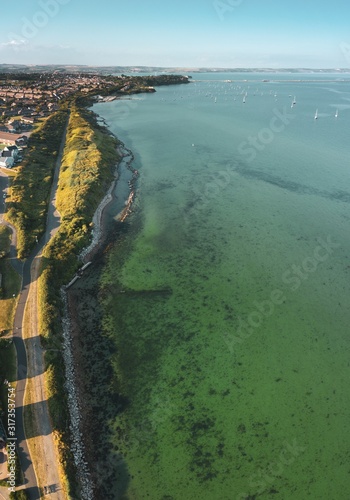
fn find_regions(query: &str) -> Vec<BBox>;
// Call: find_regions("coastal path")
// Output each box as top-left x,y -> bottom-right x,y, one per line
1,114 -> 69,499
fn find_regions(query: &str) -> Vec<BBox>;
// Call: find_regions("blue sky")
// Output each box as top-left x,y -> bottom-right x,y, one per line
2,0 -> 350,68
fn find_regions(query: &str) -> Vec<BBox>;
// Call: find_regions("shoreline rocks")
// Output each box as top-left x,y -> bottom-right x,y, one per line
79,142 -> 137,263
61,134 -> 138,498
61,289 -> 94,499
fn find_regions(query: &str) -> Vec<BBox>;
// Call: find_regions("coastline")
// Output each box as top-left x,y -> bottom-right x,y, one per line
61,290 -> 94,499
21,74 -> 350,499
79,140 -> 137,263
61,124 -> 138,497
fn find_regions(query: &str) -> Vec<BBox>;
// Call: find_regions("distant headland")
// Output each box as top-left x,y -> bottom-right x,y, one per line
0,64 -> 349,75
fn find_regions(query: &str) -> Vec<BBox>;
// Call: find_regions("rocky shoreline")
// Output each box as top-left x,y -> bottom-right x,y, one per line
79,142 -> 137,263
61,291 -> 94,499
61,138 -> 138,498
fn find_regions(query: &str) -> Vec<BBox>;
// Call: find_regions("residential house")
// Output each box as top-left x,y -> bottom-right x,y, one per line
7,120 -> 22,132
0,156 -> 14,168
15,135 -> 28,147
0,132 -> 28,146
3,146 -> 19,160
21,116 -> 35,124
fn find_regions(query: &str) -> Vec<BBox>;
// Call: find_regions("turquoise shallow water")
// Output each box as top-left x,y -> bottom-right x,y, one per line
93,73 -> 350,499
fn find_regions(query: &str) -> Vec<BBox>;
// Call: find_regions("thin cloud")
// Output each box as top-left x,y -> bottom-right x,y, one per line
0,39 -> 28,49
0,42 -> 88,65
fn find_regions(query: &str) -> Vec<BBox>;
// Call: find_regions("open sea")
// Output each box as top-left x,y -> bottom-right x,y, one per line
92,73 -> 350,499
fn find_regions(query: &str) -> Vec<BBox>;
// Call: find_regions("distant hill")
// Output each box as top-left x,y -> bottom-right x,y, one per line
0,64 -> 349,75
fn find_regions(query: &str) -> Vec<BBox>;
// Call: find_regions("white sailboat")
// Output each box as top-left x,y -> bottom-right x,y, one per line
335,109 -> 339,118
314,109 -> 318,120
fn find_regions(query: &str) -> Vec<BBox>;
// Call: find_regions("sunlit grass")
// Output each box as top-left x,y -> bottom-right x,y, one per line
6,111 -> 68,258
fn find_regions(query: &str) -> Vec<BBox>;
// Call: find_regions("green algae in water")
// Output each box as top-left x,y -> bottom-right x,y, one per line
102,198 -> 350,499
97,75 -> 350,499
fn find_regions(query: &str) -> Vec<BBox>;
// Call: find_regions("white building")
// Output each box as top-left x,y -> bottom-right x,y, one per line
0,156 -> 14,168
3,146 -> 19,159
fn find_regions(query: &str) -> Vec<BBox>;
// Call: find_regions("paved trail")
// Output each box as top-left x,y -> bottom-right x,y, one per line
0,114 -> 69,499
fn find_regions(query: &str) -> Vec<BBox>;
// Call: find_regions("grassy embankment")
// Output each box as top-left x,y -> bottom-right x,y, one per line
0,225 -> 20,326
37,105 -> 119,496
0,167 -> 21,331
0,223 -> 19,382
0,225 -> 19,385
0,334 -> 17,448
0,166 -> 21,491
9,490 -> 29,499
1,112 -> 67,491
3,102 -> 119,495
6,111 -> 68,258
0,225 -> 20,488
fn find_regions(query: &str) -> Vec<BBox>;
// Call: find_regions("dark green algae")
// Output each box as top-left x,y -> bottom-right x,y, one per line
70,175 -> 350,500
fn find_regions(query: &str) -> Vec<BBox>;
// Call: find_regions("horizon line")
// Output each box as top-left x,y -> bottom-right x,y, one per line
1,64 -> 350,71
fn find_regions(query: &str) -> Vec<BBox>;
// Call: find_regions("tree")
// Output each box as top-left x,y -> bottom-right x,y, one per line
9,489 -> 29,499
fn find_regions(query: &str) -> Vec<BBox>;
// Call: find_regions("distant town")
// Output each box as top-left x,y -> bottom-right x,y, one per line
1,64 -> 350,74
0,70 -> 190,166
